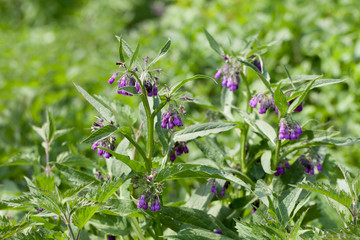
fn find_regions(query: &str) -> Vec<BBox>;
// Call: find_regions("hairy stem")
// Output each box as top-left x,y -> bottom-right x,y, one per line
129,218 -> 145,240
67,223 -> 76,240
239,71 -> 252,173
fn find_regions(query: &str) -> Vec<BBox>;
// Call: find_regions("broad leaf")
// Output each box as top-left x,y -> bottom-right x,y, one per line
260,150 -> 274,174
97,147 -> 146,173
73,206 -> 100,229
82,124 -> 117,144
155,164 -> 251,189
74,83 -> 115,123
173,122 -> 236,142
55,163 -> 100,185
297,181 -> 352,208
274,84 -> 287,116
239,60 -> 273,93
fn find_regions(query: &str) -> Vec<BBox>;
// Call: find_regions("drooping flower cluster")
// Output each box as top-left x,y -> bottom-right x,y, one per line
274,160 -> 290,176
249,93 -> 276,114
161,109 -> 183,129
279,117 -> 302,140
144,77 -> 158,97
298,153 -> 322,175
214,55 -> 241,91
170,141 -> 189,162
135,173 -> 163,212
90,118 -> 116,159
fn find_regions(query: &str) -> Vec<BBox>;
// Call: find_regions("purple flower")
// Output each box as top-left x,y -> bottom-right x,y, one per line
91,142 -> 99,150
150,197 -> 161,212
274,163 -> 285,176
211,183 -> 217,195
213,229 -> 223,234
279,118 -> 302,140
285,160 -> 290,169
161,110 -> 184,129
215,69 -> 222,79
116,74 -> 141,96
317,162 -> 322,172
104,151 -> 111,159
169,142 -> 189,162
249,93 -> 277,114
108,235 -> 116,240
252,59 -> 262,72
220,187 -> 226,197
108,72 -> 118,84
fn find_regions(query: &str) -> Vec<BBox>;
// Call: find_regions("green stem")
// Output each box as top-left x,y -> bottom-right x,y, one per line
239,71 -> 252,174
67,223 -> 76,240
130,218 -> 145,240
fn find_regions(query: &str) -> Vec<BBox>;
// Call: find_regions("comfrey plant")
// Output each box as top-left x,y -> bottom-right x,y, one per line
2,34 -> 360,239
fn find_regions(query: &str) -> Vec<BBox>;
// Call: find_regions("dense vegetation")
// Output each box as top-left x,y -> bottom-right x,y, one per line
1,0 -> 360,239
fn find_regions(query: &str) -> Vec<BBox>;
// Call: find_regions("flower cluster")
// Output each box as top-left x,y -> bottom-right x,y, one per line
144,77 -> 158,97
274,160 -> 290,176
299,153 -> 322,175
161,109 -> 183,129
170,141 -> 189,162
249,93 -> 276,114
211,180 -> 230,197
137,191 -> 161,212
134,173 -> 163,212
214,55 -> 241,91
108,70 -> 142,96
279,117 -> 302,140
90,118 -> 116,159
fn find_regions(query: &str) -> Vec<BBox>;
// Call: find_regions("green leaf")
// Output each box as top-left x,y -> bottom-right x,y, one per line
74,83 -> 115,123
148,39 -> 171,68
290,209 -> 308,240
35,174 -> 55,192
155,163 -> 251,189
61,182 -> 93,203
297,181 -> 352,208
45,110 -> 55,143
279,188 -> 303,226
239,60 -> 273,93
73,206 -> 100,229
235,220 -> 280,239
118,36 -> 125,62
117,86 -> 140,95
204,28 -> 222,55
55,163 -> 100,185
32,125 -> 46,142
2,152 -> 39,166
158,206 -> 239,239
100,199 -> 138,217
288,79 -> 316,113
82,124 -> 117,144
97,147 -> 145,173
184,182 -> 213,210
128,42 -> 140,69
166,229 -> 234,240
170,75 -> 216,96
88,213 -> 129,235
255,119 -> 276,145
54,128 -> 73,139
57,152 -> 97,168
274,84 -> 287,116
261,150 -> 274,174
173,122 -> 236,142
193,138 -> 225,166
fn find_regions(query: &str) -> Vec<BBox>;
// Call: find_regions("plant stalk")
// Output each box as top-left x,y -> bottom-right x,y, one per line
130,218 -> 145,240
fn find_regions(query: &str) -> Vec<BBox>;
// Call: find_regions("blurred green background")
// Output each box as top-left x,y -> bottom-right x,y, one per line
1,0 -> 359,185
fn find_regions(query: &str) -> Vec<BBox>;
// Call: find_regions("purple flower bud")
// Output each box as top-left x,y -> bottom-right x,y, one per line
91,142 -> 99,150
175,147 -> 183,156
142,201 -> 148,210
161,120 -> 168,129
150,202 -> 156,212
154,201 -> 160,211
170,152 -> 176,162
215,69 -> 222,79
108,235 -> 116,240
258,107 -> 267,114
221,76 -> 228,87
98,148 -> 104,156
317,162 -> 322,172
173,114 -> 183,127
152,85 -> 158,96
229,83 -> 239,91
285,160 -> 290,169
310,168 -> 314,175
211,183 -> 217,195
293,102 -> 303,112
249,98 -> 258,108
135,81 -> 141,94
183,144 -> 189,154
251,208 -> 256,214
220,188 -> 226,197
168,118 -> 174,129
104,151 -> 111,159
213,229 -> 223,234
222,55 -> 229,60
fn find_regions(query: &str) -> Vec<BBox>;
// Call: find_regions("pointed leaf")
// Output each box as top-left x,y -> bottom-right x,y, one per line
148,39 -> 171,67
118,36 -> 125,62
82,124 -> 117,144
128,42 -> 140,69
239,60 -> 273,93
170,75 -> 216,96
290,209 -> 308,240
274,84 -> 287,116
173,122 -> 236,142
74,83 -> 115,123
204,28 -> 222,55
261,150 -> 274,174
288,79 -> 316,113
97,147 -> 145,173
